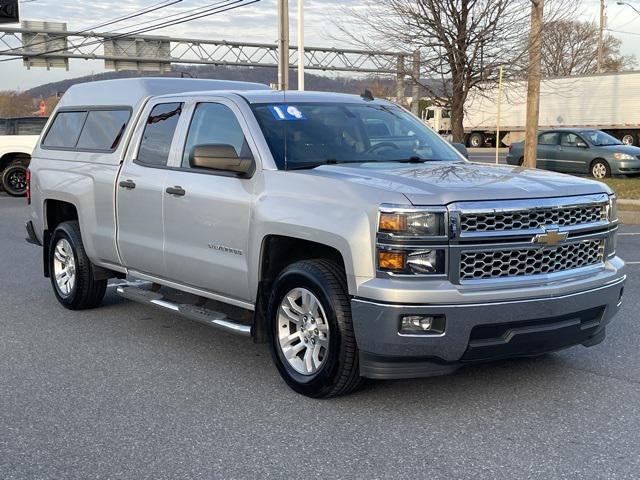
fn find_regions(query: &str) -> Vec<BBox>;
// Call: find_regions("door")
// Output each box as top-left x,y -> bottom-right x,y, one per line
116,101 -> 184,276
536,131 -> 560,171
556,131 -> 590,174
162,99 -> 256,302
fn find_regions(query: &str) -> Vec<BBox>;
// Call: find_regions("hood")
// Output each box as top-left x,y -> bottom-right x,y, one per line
600,144 -> 640,156
303,161 -> 610,205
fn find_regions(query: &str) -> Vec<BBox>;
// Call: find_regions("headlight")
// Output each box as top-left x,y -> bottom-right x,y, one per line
613,153 -> 634,161
378,206 -> 446,237
608,194 -> 618,222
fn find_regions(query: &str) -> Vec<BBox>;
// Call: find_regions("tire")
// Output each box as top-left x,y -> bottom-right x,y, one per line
1,160 -> 28,197
48,221 -> 107,310
267,259 -> 363,398
590,159 -> 611,179
467,132 -> 485,148
621,132 -> 637,146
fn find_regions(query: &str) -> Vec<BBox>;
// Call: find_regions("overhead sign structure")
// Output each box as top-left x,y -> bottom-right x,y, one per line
0,0 -> 19,24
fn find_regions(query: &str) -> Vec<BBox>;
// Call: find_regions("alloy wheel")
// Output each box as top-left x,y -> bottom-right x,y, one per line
277,287 -> 330,375
53,238 -> 76,297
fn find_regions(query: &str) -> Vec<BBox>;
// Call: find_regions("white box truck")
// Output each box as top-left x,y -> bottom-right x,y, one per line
425,71 -> 640,148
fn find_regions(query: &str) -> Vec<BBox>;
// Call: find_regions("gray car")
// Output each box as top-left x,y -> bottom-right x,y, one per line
506,129 -> 640,179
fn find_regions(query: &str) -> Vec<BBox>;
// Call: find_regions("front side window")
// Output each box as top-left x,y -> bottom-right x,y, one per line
137,103 -> 182,167
16,118 -> 47,135
42,111 -> 88,148
76,110 -> 131,151
182,103 -> 251,168
538,132 -> 559,146
251,102 -> 460,170
560,132 -> 584,147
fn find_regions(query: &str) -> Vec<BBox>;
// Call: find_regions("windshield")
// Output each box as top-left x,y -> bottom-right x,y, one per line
581,130 -> 622,147
251,102 -> 461,170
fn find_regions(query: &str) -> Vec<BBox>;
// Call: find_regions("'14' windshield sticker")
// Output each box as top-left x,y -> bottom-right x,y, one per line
268,105 -> 306,121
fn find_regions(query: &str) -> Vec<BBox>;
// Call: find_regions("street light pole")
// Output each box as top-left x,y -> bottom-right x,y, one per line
298,0 -> 304,91
278,0 -> 289,91
523,0 -> 544,169
617,1 -> 640,16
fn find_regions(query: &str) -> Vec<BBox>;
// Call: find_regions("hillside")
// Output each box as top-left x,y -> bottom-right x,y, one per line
26,65 -> 395,99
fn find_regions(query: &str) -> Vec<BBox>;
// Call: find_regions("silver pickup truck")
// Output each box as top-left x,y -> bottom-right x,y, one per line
26,78 -> 626,398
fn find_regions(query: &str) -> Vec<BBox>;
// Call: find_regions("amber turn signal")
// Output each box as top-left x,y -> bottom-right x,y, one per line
378,251 -> 406,271
379,213 -> 407,233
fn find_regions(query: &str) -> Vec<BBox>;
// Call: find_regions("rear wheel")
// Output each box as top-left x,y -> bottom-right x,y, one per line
590,159 -> 611,179
621,132 -> 637,146
267,259 -> 363,398
467,132 -> 485,148
1,160 -> 28,197
49,221 -> 107,310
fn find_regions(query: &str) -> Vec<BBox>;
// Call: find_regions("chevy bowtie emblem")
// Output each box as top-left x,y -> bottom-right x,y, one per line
533,228 -> 568,247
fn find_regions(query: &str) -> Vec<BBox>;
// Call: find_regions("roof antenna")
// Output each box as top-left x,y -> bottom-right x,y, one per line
361,89 -> 374,101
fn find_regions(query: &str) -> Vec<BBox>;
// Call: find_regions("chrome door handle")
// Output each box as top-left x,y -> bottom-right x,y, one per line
119,179 -> 136,189
166,186 -> 186,196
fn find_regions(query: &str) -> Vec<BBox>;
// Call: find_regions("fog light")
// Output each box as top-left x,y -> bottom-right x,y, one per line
400,315 -> 445,335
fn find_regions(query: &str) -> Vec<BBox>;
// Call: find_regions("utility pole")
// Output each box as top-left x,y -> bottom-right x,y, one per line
411,50 -> 420,115
597,0 -> 605,73
297,0 -> 304,90
523,0 -> 544,168
277,0 -> 289,91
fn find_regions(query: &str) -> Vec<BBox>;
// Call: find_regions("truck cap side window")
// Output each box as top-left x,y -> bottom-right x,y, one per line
42,111 -> 88,148
137,102 -> 183,167
181,103 -> 253,169
76,110 -> 131,151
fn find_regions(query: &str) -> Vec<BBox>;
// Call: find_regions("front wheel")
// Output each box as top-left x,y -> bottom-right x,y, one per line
267,259 -> 363,398
1,160 -> 28,197
467,132 -> 485,148
590,159 -> 611,179
49,221 -> 107,310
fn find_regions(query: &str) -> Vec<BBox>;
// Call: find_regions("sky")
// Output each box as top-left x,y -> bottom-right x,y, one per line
0,0 -> 638,91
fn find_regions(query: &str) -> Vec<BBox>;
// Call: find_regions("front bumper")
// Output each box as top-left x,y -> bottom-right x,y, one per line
352,272 -> 626,379
611,159 -> 640,175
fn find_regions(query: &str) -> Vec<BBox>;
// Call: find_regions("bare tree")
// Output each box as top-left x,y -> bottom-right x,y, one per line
336,0 -> 574,143
536,20 -> 636,76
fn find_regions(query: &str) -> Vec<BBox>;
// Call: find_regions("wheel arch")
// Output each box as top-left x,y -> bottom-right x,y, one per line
0,151 -> 31,171
252,234 -> 350,344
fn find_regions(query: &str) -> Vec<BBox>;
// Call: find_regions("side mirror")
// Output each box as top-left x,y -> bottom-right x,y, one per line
190,144 -> 254,176
451,142 -> 469,159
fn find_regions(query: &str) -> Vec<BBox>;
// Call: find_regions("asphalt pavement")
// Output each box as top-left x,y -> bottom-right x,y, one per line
468,147 -> 508,164
1,194 -> 640,479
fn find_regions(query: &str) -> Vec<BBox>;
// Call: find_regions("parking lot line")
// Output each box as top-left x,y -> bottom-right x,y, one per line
619,233 -> 640,236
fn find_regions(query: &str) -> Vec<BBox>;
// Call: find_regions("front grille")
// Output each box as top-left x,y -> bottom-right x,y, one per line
460,205 -> 606,233
460,240 -> 605,281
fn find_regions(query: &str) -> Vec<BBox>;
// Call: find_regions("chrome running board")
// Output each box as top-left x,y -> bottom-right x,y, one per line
116,285 -> 252,337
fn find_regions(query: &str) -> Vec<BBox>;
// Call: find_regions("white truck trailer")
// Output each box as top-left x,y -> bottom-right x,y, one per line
425,71 -> 640,148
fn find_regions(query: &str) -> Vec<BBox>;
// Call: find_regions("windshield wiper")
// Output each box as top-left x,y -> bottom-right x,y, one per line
287,159 -> 366,170
387,156 -> 436,163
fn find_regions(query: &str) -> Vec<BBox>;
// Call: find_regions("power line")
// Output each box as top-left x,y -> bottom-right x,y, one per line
0,0 -> 183,55
606,27 -> 640,36
0,0 -> 261,63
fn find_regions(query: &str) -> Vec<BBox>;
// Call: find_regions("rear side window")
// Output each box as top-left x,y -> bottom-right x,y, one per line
16,118 -> 48,135
76,110 -> 131,151
137,103 -> 182,167
42,111 -> 87,148
0,119 -> 7,135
